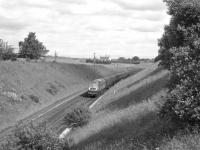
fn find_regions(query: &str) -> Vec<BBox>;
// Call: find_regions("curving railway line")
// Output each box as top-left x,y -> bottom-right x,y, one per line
0,89 -> 102,143
0,68 -> 140,143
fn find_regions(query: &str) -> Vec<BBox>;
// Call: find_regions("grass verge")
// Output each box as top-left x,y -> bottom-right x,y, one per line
70,91 -> 180,150
65,68 -> 177,149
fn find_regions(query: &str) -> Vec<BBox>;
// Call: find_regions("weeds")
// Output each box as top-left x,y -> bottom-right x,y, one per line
29,94 -> 40,103
63,106 -> 91,129
0,122 -> 70,150
46,83 -> 58,95
70,91 -> 177,150
160,129 -> 200,150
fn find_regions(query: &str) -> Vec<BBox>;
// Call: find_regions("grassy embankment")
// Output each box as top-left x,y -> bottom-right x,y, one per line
0,60 -> 142,131
63,64 -> 185,150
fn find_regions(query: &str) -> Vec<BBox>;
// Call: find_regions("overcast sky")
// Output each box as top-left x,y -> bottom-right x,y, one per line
0,0 -> 170,58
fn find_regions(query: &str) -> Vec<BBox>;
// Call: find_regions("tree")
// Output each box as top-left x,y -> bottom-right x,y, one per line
132,56 -> 140,62
159,0 -> 200,125
19,32 -> 49,59
156,0 -> 200,69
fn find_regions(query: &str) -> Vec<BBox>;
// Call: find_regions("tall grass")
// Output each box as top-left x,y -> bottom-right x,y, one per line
92,68 -> 168,112
160,129 -> 200,150
91,64 -> 159,112
105,71 -> 169,111
70,90 -> 179,150
63,66 -> 179,150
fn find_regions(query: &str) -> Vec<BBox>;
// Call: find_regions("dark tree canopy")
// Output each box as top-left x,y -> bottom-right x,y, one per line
156,0 -> 200,69
0,39 -> 16,60
159,0 -> 200,125
19,32 -> 49,59
132,56 -> 140,62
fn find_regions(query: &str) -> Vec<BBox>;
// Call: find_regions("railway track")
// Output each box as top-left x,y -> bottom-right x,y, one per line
0,69 -> 140,143
0,89 -> 97,143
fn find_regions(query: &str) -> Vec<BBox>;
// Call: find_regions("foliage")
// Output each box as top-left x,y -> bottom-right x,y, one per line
86,58 -> 111,64
0,123 -> 70,150
46,83 -> 58,95
19,32 -> 49,59
159,0 -> 200,125
29,94 -> 40,103
71,91 -> 179,150
63,106 -> 91,128
0,39 -> 16,61
156,0 -> 200,69
112,57 -> 140,64
132,56 -> 140,62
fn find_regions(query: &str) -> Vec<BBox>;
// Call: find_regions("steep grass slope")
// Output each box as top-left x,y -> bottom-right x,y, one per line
65,65 -> 179,150
92,63 -> 161,112
0,61 -> 130,130
73,92 -> 177,150
160,130 -> 200,150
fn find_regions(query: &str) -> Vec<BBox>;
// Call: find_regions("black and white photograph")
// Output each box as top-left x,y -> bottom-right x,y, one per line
0,0 -> 200,149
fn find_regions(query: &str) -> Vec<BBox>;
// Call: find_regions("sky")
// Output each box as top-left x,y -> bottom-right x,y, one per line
0,0 -> 170,59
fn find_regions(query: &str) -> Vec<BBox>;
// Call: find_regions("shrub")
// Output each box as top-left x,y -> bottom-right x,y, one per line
11,54 -> 17,61
2,52 -> 17,61
0,122 -> 70,150
0,39 -> 16,61
63,106 -> 91,128
46,83 -> 58,95
29,94 -> 40,103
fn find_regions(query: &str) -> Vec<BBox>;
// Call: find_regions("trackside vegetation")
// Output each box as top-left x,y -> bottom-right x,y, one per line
2,0 -> 200,149
63,106 -> 91,128
0,123 -> 70,150
157,0 -> 200,125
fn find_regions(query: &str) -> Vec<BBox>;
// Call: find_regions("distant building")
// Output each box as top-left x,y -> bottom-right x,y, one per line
100,55 -> 111,62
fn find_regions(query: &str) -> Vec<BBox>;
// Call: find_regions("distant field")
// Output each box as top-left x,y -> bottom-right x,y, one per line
46,56 -> 85,64
46,56 -> 151,73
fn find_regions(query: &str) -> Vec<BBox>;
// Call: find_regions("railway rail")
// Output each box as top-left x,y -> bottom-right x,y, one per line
0,68 -> 140,143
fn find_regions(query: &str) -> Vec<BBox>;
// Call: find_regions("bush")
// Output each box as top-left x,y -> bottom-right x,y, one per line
2,52 -> 17,61
0,123 -> 70,150
63,106 -> 91,128
11,55 -> 17,61
0,39 -> 16,61
46,83 -> 58,95
29,94 -> 40,103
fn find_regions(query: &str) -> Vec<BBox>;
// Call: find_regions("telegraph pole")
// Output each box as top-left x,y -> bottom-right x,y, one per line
93,52 -> 96,74
54,51 -> 57,62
